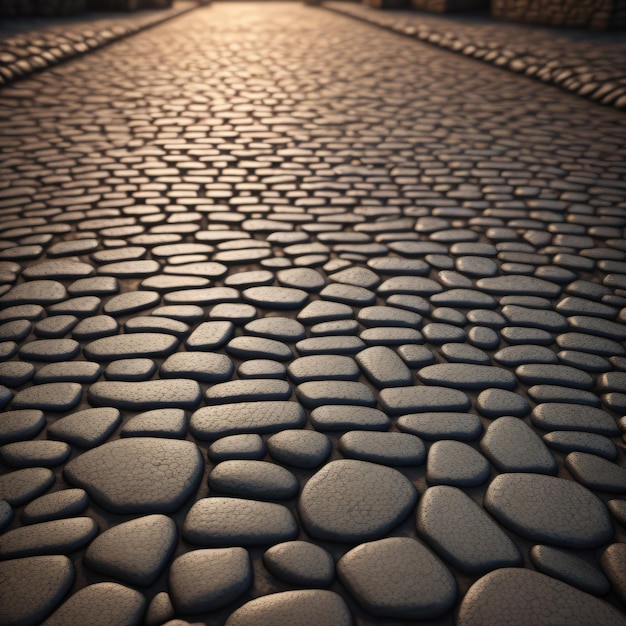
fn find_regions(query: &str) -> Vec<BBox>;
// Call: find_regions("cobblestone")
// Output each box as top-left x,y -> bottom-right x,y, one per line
0,2 -> 625,624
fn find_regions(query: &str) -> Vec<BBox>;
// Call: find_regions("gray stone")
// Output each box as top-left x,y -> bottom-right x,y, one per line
266,430 -> 331,468
417,485 -> 522,574
208,434 -> 266,462
0,556 -> 74,626
238,359 -> 286,379
191,401 -> 306,440
543,431 -> 617,460
21,489 -> 88,525
183,497 -> 298,547
288,355 -> 359,383
356,346 -> 413,387
530,545 -> 610,596
602,543 -> 626,604
531,403 -> 619,436
48,407 -> 121,448
477,388 -> 530,418
42,582 -> 146,626
481,417 -> 557,474
337,537 -> 456,619
516,364 -> 595,389
244,317 -> 306,341
88,379 -> 201,410
85,333 -> 179,361
418,363 -> 516,390
185,321 -> 234,350
226,336 -> 293,361
1,440 -> 71,468
209,460 -> 299,500
457,568 -> 626,626
12,382 -> 82,411
225,590 -> 352,626
205,379 -> 291,404
427,440 -> 490,486
263,541 -> 335,586
298,460 -> 417,542
476,275 -> 561,297
0,468 -> 55,506
104,358 -> 157,382
0,280 -> 67,306
296,381 -> 375,408
339,431 -> 425,466
84,515 -> 177,587
295,335 -> 366,356
64,438 -> 203,514
485,473 -> 613,548
121,408 -> 187,439
0,517 -> 98,559
565,452 -> 626,493
310,404 -> 390,431
379,386 -> 471,414
0,409 -> 45,444
397,412 -> 483,440
243,286 -> 308,309
169,548 -> 252,614
159,351 -> 234,383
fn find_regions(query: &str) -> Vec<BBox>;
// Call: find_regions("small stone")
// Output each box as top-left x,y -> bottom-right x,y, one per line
339,431 -> 425,466
543,431 -> 617,460
208,434 -> 266,462
263,541 -> 334,586
64,438 -> 203,514
208,460 -> 299,500
565,452 -> 626,493
169,548 -> 252,614
310,405 -> 389,431
397,412 -> 483,441
88,379 -> 201,410
266,430 -> 331,468
530,545 -> 610,596
0,467 -> 55,506
427,440 -> 490,486
161,352 -> 233,382
0,409 -> 45,444
191,401 -> 306,440
21,489 -> 88,525
485,473 -> 613,548
183,497 -> 297,547
0,517 -> 98,560
1,440 -> 71,468
418,363 -> 516,390
84,515 -> 177,587
481,417 -> 557,474
104,359 -> 156,382
337,537 -> 456,619
477,388 -> 530,418
48,407 -> 121,448
531,403 -> 619,436
380,386 -> 471,414
0,556 -> 74,626
12,382 -> 82,411
417,486 -> 522,574
601,543 -> 626,604
457,568 -> 626,626
225,590 -> 352,626
42,582 -> 146,626
298,459 -> 417,542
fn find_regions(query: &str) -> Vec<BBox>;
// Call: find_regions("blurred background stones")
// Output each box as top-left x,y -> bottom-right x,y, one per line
0,0 -> 172,17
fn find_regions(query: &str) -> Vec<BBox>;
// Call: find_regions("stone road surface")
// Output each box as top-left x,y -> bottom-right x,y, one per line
1,3 -> 626,625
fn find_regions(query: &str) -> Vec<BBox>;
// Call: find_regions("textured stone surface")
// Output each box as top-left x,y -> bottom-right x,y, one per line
42,583 -> 146,626
263,541 -> 335,586
337,537 -> 456,619
183,498 -> 298,547
225,590 -> 352,626
418,486 -> 522,574
64,438 -> 203,514
84,515 -> 177,587
485,473 -> 613,548
169,548 -> 252,614
458,569 -> 626,626
1,2 -> 626,623
0,556 -> 74,626
298,460 -> 417,542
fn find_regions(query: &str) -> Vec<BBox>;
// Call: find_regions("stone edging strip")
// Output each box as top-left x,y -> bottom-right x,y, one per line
321,1 -> 626,113
0,0 -> 208,88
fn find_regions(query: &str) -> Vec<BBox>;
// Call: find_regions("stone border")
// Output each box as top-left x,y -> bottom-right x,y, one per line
321,2 -> 626,112
0,0 -> 208,87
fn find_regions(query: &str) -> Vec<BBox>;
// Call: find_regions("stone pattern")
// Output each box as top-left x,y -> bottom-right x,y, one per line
0,1 -> 201,87
324,1 -> 626,110
0,2 -> 625,625
492,0 -> 626,30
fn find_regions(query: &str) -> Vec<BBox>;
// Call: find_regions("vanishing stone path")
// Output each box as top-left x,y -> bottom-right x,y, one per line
0,3 -> 625,625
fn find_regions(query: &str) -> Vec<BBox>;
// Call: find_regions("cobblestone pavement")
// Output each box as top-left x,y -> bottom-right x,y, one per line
325,2 -> 626,111
1,3 -> 626,625
0,1 -> 201,87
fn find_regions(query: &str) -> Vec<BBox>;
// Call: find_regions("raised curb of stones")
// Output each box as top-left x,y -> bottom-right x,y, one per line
0,0 -> 210,88
320,2 -> 626,113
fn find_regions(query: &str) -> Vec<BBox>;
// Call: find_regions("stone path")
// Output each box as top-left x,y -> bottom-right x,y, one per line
325,2 -> 626,111
1,3 -> 626,625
